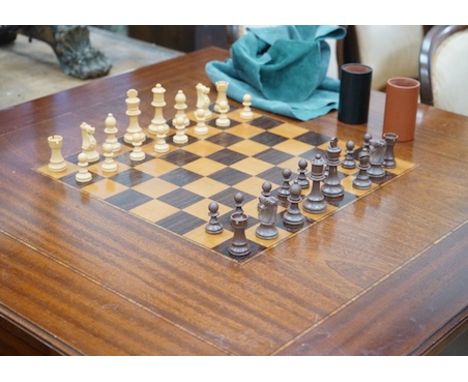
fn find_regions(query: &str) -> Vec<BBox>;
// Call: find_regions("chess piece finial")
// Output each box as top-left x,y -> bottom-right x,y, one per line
75,152 -> 92,183
262,181 -> 272,196
383,132 -> 398,169
296,158 -> 310,189
101,142 -> 118,173
353,148 -> 372,189
240,93 -> 254,120
303,153 -> 327,213
205,201 -> 223,234
104,113 -> 121,153
342,140 -> 356,169
47,135 -> 66,173
173,114 -> 188,144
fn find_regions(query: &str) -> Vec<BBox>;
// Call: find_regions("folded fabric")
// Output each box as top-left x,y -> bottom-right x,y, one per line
205,25 -> 346,121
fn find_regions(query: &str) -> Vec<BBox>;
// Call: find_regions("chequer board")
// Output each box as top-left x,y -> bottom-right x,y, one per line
37,107 -> 415,262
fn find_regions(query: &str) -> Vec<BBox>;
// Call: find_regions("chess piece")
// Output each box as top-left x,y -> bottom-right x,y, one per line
383,132 -> 398,169
75,152 -> 92,183
363,132 -> 372,152
282,183 -> 305,229
278,168 -> 292,203
342,140 -> 356,169
124,89 -> 144,144
101,142 -> 118,173
205,202 -> 223,234
367,138 -> 386,179
174,90 -> 189,127
194,108 -> 208,136
303,154 -> 327,213
214,80 -> 229,113
353,148 -> 372,189
129,131 -> 146,161
234,192 -> 244,215
47,135 -> 66,172
215,100 -> 230,128
296,159 -> 310,189
228,193 -> 250,258
240,94 -> 254,120
104,113 -> 121,153
173,115 -> 188,144
148,84 -> 170,149
322,137 -> 344,198
196,83 -> 212,118
80,122 -> 99,163
256,182 -> 279,240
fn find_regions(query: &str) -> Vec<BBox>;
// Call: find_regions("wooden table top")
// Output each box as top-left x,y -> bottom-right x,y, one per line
0,47 -> 467,356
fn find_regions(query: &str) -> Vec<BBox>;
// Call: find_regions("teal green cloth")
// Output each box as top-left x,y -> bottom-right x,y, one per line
205,25 -> 346,121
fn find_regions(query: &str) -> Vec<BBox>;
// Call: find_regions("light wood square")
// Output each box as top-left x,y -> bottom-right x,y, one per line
133,177 -> 178,198
183,177 -> 227,198
183,198 -> 231,219
246,224 -> 291,248
339,166 -> 358,176
228,140 -> 269,156
182,157 -> 225,176
88,161 -> 130,178
242,198 -> 260,219
278,156 -> 302,171
341,174 -> 377,197
134,158 -> 177,176
226,109 -> 262,123
274,139 -> 311,156
235,176 -> 275,196
184,225 -> 233,249
230,157 -> 273,176
81,178 -> 128,199
269,123 -> 309,138
301,203 -> 337,221
187,110 -> 217,122
37,162 -> 78,179
130,199 -> 179,223
227,123 -> 264,139
183,140 -> 224,157
389,158 -> 415,175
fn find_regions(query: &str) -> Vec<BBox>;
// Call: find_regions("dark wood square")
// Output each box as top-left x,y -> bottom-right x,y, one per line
110,168 -> 154,187
295,131 -> 331,146
211,187 -> 256,208
324,191 -> 358,208
156,211 -> 205,235
158,188 -> 204,209
208,118 -> 241,130
212,238 -> 265,262
114,151 -> 155,167
254,148 -> 294,165
60,172 -> 104,188
160,168 -> 203,187
105,189 -> 152,210
208,167 -> 250,186
257,166 -> 284,185
207,149 -> 247,166
299,147 -> 328,161
160,149 -> 201,166
250,131 -> 287,147
249,116 -> 284,129
206,132 -> 243,147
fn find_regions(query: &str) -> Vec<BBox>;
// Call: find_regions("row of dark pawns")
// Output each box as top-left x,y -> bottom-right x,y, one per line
206,132 -> 399,259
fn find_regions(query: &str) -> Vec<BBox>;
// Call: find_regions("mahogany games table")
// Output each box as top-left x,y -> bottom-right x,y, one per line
0,48 -> 467,355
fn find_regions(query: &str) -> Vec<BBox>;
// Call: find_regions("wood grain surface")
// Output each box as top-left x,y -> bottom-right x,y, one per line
0,47 -> 467,355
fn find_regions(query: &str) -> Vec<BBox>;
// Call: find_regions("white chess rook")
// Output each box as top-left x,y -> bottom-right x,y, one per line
47,135 -> 67,173
124,89 -> 145,144
104,113 -> 121,153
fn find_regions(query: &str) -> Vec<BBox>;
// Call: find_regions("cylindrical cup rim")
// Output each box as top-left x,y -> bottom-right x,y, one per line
341,63 -> 373,75
387,77 -> 420,89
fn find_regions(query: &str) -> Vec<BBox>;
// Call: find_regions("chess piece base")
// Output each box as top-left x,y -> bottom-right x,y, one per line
352,177 -> 372,190
215,117 -> 230,128
228,244 -> 250,258
129,151 -> 145,162
173,135 -> 188,145
195,126 -> 208,136
341,160 -> 356,169
75,172 -> 92,183
297,179 -> 310,189
154,142 -> 169,153
255,224 -> 278,240
240,111 -> 254,120
48,162 -> 66,173
303,198 -> 326,214
367,165 -> 385,179
205,224 -> 223,234
384,159 -> 396,169
322,185 -> 344,198
86,151 -> 100,164
102,162 -> 118,173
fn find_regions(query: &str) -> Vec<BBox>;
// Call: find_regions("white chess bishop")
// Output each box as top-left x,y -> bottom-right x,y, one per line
104,113 -> 121,153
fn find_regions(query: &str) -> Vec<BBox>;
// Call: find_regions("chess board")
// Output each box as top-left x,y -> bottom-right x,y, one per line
37,107 -> 415,262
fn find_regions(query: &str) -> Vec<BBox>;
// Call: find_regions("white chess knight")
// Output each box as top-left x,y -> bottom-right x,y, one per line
47,135 -> 67,173
104,113 -> 121,153
80,122 -> 100,163
214,81 -> 229,113
124,88 -> 145,144
240,94 -> 254,120
194,108 -> 208,136
196,83 -> 212,118
173,115 -> 188,144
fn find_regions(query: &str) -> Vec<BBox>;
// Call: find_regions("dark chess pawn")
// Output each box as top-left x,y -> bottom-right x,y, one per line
341,140 -> 356,169
383,132 -> 398,169
205,201 -> 223,234
353,148 -> 372,190
277,168 -> 292,203
234,191 -> 244,214
282,183 -> 305,229
256,182 -> 279,240
363,132 -> 372,151
303,154 -> 327,213
322,137 -> 344,198
367,138 -> 386,179
296,159 -> 310,189
228,193 -> 250,258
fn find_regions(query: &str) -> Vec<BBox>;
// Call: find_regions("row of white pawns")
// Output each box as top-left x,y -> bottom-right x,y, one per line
47,81 -> 254,183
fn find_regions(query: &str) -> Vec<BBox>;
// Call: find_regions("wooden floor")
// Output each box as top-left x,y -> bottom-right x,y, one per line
0,27 -> 182,110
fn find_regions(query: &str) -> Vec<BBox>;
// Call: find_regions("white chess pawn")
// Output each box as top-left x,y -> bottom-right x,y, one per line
173,115 -> 188,144
174,90 -> 189,127
215,100 -> 230,128
214,81 -> 229,113
240,94 -> 254,120
194,108 -> 208,136
104,113 -> 121,153
47,135 -> 67,172
129,132 -> 146,161
101,142 -> 118,173
75,153 -> 92,183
